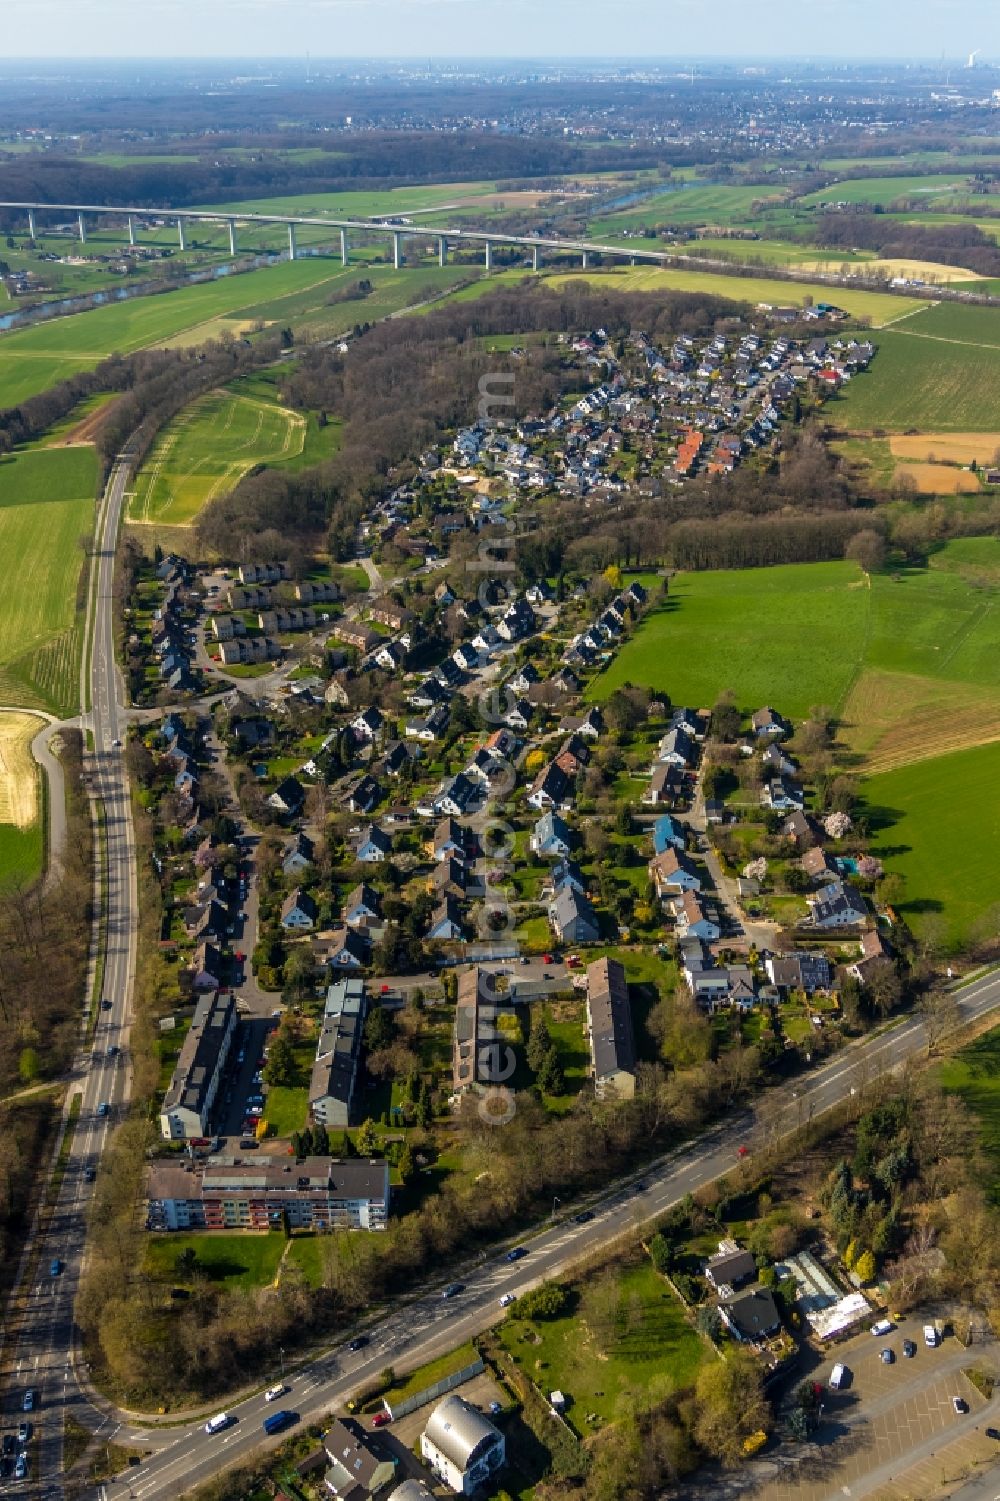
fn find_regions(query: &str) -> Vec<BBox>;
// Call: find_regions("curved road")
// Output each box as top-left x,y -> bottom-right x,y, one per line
88,966 -> 1000,1501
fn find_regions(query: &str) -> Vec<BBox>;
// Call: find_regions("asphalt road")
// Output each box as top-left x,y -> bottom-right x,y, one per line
0,457 -> 139,1501
90,965 -> 1000,1501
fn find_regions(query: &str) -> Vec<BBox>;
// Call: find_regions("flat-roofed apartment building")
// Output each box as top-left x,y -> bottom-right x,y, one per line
310,978 -> 367,1129
145,1155 -> 390,1232
159,991 -> 237,1139
585,956 -> 637,1099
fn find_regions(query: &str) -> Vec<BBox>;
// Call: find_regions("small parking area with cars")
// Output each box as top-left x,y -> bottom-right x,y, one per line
214,1017 -> 278,1141
744,1317 -> 1000,1501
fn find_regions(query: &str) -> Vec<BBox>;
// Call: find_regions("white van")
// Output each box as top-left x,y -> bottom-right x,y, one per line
871,1318 -> 894,1336
829,1363 -> 849,1390
924,1324 -> 940,1347
205,1413 -> 230,1435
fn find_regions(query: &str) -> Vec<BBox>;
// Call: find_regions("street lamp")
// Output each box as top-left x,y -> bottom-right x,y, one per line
278,1345 -> 285,1379
551,1195 -> 561,1222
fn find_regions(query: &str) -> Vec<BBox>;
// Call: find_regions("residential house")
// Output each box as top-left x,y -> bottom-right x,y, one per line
656,726 -> 695,767
434,772 -> 478,819
765,951 -> 832,994
801,846 -> 839,883
585,957 -> 636,1100
342,883 -> 381,928
548,884 -> 600,945
721,1287 -> 782,1344
310,980 -> 367,1130
762,777 -> 804,812
704,1247 -> 757,1292
762,741 -> 796,777
432,817 -> 467,863
807,880 -> 868,929
356,825 -> 392,863
545,859 -> 586,897
527,761 -> 571,812
751,706 -> 790,739
268,776 -> 305,817
375,641 -> 407,673
434,858 -> 467,900
295,579 -> 340,605
421,1397 -> 505,1496
452,967 -> 501,1094
649,848 -> 702,898
336,622 -> 381,655
405,706 -> 450,742
643,763 -> 684,807
281,888 -> 318,931
653,815 -> 685,854
673,890 -> 720,942
347,776 -> 382,816
352,706 -> 385,743
427,898 -> 463,942
381,741 -> 415,779
322,1417 -> 396,1499
327,928 -> 369,970
370,599 -> 414,633
530,811 -> 572,859
188,942 -> 222,992
782,810 -> 822,848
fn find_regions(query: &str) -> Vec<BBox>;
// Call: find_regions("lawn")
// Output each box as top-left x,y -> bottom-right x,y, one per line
542,265 -> 923,328
499,1259 -> 706,1428
939,1027 -> 1000,1201
129,387 -> 307,526
144,1232 -> 286,1290
588,561 -> 869,718
863,739 -> 1000,947
835,304 -> 1000,431
0,446 -> 97,715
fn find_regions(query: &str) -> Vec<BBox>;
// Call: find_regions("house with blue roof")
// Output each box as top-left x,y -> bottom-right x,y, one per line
653,815 -> 685,855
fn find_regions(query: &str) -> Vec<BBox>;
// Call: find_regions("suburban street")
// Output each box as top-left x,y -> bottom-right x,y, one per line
74,964 -> 1000,1501
0,456 -> 139,1499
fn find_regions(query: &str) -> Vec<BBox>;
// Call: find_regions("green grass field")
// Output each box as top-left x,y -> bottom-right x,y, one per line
589,183 -> 784,236
0,446 -> 97,716
500,1260 -> 706,1426
835,302 -> 1000,431
129,387 -> 308,526
144,1232 -> 286,1291
798,173 -> 975,208
0,818 -> 43,888
939,1027 -> 1000,1200
542,265 -> 922,327
864,741 -> 1000,947
588,561 -> 869,717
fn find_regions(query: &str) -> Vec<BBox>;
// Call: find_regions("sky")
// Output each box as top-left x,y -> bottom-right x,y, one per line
2,0 -> 999,63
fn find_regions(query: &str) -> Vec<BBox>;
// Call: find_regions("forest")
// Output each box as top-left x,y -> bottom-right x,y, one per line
805,210 -> 1000,276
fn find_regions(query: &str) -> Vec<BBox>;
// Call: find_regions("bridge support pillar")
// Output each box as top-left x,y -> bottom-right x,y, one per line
340,228 -> 349,266
128,215 -> 136,247
532,244 -> 540,272
582,250 -> 589,270
393,231 -> 402,270
227,219 -> 237,257
484,239 -> 493,272
27,208 -> 36,240
77,212 -> 87,245
438,236 -> 447,267
288,223 -> 297,261
177,217 -> 187,252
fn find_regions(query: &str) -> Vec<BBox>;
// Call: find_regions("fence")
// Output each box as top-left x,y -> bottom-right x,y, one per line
385,1357 -> 485,1420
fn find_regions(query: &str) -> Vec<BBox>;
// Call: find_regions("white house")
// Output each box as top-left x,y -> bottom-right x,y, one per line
420,1397 -> 505,1496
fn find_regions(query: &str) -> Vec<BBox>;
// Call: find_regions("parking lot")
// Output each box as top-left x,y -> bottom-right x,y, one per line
214,1017 -> 279,1142
741,1317 -> 1000,1501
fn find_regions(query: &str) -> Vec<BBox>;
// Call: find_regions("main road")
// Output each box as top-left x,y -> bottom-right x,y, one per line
0,455 -> 138,1499
91,966 -> 1000,1501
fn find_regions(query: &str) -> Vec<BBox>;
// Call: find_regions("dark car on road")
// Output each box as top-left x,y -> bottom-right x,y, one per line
441,1282 -> 464,1299
574,1210 -> 594,1224
505,1247 -> 527,1263
347,1336 -> 368,1352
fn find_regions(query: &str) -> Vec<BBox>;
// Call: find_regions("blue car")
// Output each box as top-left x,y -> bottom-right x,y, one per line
97,1102 -> 109,1118
505,1247 -> 527,1263
50,1259 -> 62,1277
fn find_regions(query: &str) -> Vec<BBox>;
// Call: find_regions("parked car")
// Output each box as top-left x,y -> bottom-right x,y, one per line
871,1319 -> 894,1336
953,1396 -> 968,1414
14,1454 -> 27,1480
924,1324 -> 940,1347
902,1339 -> 916,1358
16,1424 -> 31,1445
49,1259 -> 62,1277
880,1348 -> 894,1365
21,1391 -> 35,1412
371,1411 -> 391,1428
2,1435 -> 16,1455
238,1139 -> 259,1150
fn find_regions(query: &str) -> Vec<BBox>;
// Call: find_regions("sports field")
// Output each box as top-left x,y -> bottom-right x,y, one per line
0,446 -> 97,716
0,711 -> 43,887
129,387 -> 306,526
543,265 -> 922,327
864,740 -> 1000,947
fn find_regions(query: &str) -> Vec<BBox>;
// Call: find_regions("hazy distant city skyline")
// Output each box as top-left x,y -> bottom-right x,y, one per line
3,0 -> 1000,63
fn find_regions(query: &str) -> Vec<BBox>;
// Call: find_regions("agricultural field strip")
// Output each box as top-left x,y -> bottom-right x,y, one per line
0,711 -> 42,830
